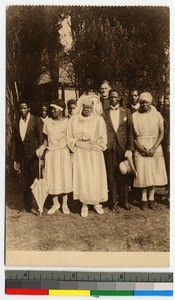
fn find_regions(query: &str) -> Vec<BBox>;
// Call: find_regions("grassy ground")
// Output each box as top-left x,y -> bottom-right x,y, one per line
6,176 -> 169,252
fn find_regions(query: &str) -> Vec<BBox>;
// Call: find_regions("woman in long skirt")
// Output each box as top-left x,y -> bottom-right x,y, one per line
37,100 -> 72,215
67,94 -> 108,217
132,92 -> 167,210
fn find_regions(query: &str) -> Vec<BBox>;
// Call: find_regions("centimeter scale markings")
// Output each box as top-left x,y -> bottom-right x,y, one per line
5,271 -> 173,296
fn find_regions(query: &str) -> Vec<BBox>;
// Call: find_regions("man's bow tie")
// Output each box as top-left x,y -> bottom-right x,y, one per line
110,105 -> 119,110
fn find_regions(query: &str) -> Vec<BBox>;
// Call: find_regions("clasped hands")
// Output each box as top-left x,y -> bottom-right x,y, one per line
76,140 -> 94,151
139,146 -> 156,157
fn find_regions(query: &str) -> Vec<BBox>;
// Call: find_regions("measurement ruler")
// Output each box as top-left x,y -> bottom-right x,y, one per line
5,271 -> 173,296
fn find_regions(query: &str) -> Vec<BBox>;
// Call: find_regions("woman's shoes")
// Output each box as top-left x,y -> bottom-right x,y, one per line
148,201 -> 156,210
47,204 -> 70,215
81,205 -> 104,217
140,201 -> 156,210
81,207 -> 88,218
47,204 -> 60,215
140,201 -> 147,210
62,206 -> 70,215
94,205 -> 104,214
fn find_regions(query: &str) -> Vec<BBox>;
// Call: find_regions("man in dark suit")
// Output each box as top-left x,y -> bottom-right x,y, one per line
103,89 -> 134,210
12,101 -> 43,212
128,89 -> 140,114
127,89 -> 140,203
100,80 -> 112,111
161,95 -> 170,204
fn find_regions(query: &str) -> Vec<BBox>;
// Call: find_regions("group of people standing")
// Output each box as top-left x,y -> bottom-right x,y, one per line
12,80 -> 168,217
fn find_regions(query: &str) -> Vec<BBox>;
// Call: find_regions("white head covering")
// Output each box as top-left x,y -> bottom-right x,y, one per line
139,92 -> 153,104
74,94 -> 103,115
50,103 -> 63,111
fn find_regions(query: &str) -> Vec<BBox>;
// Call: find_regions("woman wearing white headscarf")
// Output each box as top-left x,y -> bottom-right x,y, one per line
67,94 -> 108,217
132,92 -> 167,210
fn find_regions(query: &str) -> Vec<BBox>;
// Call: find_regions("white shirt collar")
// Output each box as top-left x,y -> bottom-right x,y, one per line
131,102 -> 140,110
20,112 -> 31,122
110,104 -> 119,110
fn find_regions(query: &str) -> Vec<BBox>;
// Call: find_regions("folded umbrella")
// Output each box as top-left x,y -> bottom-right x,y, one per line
31,158 -> 48,215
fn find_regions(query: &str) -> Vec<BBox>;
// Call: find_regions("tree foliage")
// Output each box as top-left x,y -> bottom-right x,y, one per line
6,6 -> 65,109
68,6 -> 169,101
6,6 -> 169,104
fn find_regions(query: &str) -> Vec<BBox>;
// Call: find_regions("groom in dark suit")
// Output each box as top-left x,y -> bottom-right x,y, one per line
103,89 -> 134,210
12,101 -> 43,212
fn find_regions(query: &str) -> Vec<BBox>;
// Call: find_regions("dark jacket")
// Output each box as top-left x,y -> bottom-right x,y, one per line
103,107 -> 134,152
12,114 -> 43,161
162,107 -> 170,148
100,96 -> 110,111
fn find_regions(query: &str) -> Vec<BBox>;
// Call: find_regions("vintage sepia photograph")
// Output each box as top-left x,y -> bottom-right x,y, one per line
6,5 -> 170,266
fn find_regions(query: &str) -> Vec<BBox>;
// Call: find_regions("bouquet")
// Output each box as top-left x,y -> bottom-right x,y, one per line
75,132 -> 93,151
76,132 -> 91,141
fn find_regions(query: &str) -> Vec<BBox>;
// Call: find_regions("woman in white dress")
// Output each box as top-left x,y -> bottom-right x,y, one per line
132,92 -> 167,210
67,94 -> 108,217
36,100 -> 72,215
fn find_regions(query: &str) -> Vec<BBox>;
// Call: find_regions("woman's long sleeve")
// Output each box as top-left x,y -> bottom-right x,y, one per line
67,118 -> 77,152
93,117 -> 107,151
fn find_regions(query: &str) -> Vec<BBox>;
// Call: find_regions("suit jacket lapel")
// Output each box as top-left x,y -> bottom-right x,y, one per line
119,107 -> 124,126
17,120 -> 21,140
106,109 -> 116,132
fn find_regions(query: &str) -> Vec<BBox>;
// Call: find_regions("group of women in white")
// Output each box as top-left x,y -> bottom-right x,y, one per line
36,92 -> 167,217
37,94 -> 108,217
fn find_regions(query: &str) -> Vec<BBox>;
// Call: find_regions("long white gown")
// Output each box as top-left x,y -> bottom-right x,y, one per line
67,113 -> 108,205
